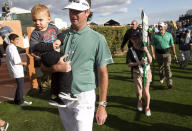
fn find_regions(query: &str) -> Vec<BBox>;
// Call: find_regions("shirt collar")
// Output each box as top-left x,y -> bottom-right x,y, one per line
69,25 -> 90,35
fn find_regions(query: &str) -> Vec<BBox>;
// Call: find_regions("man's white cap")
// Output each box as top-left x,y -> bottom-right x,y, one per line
64,0 -> 90,11
0,21 -> 3,25
158,22 -> 166,27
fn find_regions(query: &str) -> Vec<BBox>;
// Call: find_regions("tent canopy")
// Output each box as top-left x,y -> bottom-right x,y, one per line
10,7 -> 30,14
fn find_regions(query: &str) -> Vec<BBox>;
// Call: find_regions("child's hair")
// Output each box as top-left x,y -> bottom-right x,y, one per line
31,4 -> 50,18
9,33 -> 19,41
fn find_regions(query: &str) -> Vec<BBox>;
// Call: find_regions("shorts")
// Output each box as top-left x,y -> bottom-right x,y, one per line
133,68 -> 152,87
35,67 -> 44,78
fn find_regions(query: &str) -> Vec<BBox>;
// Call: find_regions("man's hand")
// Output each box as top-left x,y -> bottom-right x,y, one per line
174,54 -> 177,61
31,53 -> 41,60
96,105 -> 107,125
53,40 -> 61,51
53,55 -> 71,72
143,46 -> 148,53
23,62 -> 27,66
152,54 -> 156,60
140,57 -> 147,65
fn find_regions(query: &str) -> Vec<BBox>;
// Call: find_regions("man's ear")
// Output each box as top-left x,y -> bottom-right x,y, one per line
85,9 -> 90,17
48,17 -> 51,22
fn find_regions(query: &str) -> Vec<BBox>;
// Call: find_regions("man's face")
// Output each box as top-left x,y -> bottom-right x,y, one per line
131,21 -> 137,30
69,9 -> 90,30
32,11 -> 50,31
158,25 -> 166,34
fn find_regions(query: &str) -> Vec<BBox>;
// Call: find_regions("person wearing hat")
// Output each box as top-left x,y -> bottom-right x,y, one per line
0,119 -> 9,131
41,0 -> 113,130
0,21 -> 13,53
2,3 -> 10,20
178,30 -> 191,68
151,22 -> 177,89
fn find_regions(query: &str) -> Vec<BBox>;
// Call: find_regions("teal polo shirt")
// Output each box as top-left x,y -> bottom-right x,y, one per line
151,32 -> 174,49
60,26 -> 113,94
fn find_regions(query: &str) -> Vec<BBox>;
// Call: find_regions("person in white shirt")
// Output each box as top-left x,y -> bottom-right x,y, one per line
6,33 -> 32,106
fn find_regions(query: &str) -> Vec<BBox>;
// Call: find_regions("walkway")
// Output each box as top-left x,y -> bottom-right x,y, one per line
0,57 -> 31,102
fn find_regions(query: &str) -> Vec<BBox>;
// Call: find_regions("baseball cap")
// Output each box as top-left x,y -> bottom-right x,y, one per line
185,30 -> 189,33
158,22 -> 166,27
64,0 -> 90,11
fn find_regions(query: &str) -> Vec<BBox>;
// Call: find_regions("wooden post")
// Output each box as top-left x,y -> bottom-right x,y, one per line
26,27 -> 38,89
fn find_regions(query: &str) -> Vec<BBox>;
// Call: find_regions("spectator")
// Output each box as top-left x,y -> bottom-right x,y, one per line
0,119 -> 9,131
2,3 -> 10,19
178,30 -> 191,68
121,20 -> 142,50
0,21 -> 13,53
6,33 -> 32,106
151,22 -> 177,89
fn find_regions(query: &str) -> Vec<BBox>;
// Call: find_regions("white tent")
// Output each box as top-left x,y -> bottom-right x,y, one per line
10,7 -> 30,14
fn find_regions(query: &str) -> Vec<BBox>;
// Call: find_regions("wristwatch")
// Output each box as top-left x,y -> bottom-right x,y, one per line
99,101 -> 107,107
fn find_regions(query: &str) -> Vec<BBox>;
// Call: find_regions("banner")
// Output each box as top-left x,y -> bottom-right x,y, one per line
141,10 -> 148,88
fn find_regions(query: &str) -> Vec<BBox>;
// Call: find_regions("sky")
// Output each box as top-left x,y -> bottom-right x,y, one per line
1,0 -> 192,26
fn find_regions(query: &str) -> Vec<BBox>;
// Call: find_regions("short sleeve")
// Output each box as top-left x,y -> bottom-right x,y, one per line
29,31 -> 40,53
96,35 -> 113,67
169,34 -> 174,45
10,46 -> 21,65
150,34 -> 155,46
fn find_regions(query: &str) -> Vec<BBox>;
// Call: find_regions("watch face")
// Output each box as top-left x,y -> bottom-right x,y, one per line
103,102 -> 107,106
99,101 -> 107,107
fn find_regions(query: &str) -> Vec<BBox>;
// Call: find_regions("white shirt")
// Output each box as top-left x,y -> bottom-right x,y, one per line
6,44 -> 24,78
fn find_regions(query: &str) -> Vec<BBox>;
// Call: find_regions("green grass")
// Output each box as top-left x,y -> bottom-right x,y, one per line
1,53 -> 192,131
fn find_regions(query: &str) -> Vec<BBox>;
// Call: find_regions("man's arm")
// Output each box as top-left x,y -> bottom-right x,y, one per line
17,62 -> 27,66
121,30 -> 129,52
96,65 -> 108,125
150,45 -> 155,59
41,55 -> 71,73
171,44 -> 177,60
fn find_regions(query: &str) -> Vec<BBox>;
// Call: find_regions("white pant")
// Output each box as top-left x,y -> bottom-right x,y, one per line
58,90 -> 96,131
179,50 -> 191,64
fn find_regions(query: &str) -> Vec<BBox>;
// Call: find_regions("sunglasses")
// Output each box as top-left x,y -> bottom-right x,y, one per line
69,0 -> 80,3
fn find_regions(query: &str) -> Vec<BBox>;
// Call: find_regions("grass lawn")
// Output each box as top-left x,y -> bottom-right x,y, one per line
0,54 -> 192,131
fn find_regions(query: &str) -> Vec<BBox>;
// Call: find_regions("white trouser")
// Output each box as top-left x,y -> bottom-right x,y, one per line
58,90 -> 96,131
179,50 -> 190,62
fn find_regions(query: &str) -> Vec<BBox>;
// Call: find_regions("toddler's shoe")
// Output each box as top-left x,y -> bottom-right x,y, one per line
49,97 -> 67,108
59,92 -> 78,101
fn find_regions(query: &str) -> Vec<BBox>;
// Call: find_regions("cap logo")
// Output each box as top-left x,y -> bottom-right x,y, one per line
82,2 -> 88,7
69,0 -> 80,3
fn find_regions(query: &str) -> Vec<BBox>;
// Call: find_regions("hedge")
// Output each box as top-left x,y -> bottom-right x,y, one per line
91,26 -> 130,56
